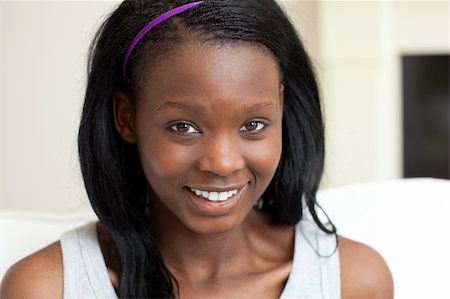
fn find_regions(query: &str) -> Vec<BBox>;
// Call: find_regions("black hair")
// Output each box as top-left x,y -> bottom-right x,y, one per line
78,0 -> 335,297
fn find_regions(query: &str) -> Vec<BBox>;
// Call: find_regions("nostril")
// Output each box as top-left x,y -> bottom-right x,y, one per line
197,160 -> 245,177
196,150 -> 245,177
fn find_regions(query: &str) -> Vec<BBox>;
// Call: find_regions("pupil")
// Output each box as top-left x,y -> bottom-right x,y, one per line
246,121 -> 257,131
178,124 -> 189,132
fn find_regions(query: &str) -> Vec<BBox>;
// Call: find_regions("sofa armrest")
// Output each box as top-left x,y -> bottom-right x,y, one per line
0,210 -> 97,279
318,178 -> 450,299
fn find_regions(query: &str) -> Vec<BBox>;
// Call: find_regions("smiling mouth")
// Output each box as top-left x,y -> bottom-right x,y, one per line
188,187 -> 238,202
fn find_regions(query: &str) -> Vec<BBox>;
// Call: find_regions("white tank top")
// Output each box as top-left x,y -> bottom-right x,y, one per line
60,219 -> 340,298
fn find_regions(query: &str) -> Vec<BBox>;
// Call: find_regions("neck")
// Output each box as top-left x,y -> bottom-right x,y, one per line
148,207 -> 265,283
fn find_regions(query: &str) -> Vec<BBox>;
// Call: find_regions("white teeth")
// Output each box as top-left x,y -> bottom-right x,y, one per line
189,187 -> 238,202
218,192 -> 228,201
209,192 -> 219,201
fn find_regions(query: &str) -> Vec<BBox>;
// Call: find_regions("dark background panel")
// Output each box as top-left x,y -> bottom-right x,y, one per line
402,55 -> 449,179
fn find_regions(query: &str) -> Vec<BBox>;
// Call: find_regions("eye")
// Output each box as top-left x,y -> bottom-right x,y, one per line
239,120 -> 266,133
169,122 -> 200,135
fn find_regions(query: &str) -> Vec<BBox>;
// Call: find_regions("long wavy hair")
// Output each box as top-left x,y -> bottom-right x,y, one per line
78,0 -> 335,297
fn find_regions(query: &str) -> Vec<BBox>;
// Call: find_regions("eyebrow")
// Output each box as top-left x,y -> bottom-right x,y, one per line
156,101 -> 275,113
244,103 -> 275,113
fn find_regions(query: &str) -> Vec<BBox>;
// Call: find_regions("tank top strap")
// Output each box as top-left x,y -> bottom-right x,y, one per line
60,221 -> 118,299
280,219 -> 340,299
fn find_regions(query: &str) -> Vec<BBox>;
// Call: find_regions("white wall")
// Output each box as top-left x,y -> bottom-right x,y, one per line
1,1 -> 448,212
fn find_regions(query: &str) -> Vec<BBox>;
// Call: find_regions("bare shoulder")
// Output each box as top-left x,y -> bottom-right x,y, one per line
338,236 -> 394,299
0,241 -> 63,299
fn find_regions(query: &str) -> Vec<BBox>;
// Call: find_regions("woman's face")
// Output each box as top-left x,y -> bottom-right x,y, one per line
117,43 -> 283,234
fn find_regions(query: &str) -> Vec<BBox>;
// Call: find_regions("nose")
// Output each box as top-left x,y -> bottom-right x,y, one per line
197,133 -> 246,177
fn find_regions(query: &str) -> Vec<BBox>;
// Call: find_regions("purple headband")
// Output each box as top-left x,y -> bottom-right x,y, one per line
122,1 -> 204,80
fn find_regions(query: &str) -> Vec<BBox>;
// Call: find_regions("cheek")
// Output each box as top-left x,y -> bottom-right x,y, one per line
136,134 -> 194,185
244,131 -> 282,178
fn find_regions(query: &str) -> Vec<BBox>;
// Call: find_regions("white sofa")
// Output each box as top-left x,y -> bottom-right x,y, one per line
317,178 -> 450,299
1,178 -> 449,298
0,210 -> 97,278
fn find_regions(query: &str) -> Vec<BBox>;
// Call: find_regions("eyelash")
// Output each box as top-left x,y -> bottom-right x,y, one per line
168,120 -> 268,135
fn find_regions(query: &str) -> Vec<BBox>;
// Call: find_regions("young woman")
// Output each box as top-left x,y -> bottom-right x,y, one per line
1,1 -> 393,298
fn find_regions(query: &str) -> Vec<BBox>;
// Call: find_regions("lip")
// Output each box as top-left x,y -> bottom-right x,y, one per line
184,183 -> 248,216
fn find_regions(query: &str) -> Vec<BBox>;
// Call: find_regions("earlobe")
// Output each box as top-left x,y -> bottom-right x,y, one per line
113,90 -> 137,144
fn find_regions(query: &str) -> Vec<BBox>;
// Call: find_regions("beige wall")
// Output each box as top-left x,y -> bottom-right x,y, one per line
0,1 -> 120,212
1,1 -> 448,212
281,1 -> 448,187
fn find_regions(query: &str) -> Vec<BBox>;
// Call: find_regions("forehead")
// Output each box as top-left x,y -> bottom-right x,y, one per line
135,42 -> 282,108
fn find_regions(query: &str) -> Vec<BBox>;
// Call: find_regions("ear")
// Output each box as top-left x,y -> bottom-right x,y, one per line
113,90 -> 137,143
